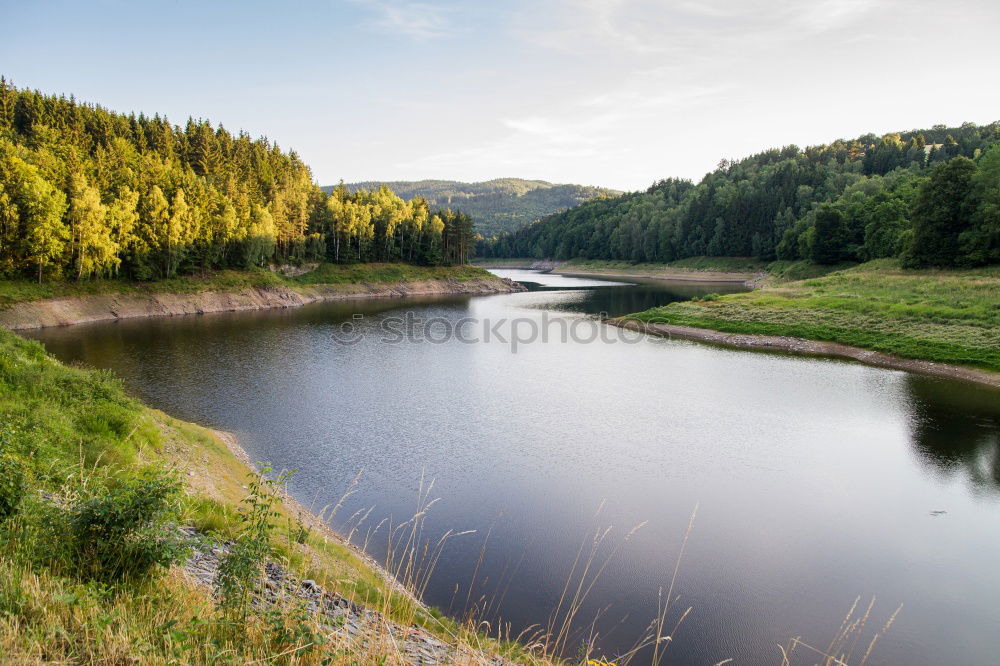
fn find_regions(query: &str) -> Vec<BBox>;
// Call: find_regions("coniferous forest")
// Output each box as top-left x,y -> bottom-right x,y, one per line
479,123 -> 1000,268
0,80 -> 476,282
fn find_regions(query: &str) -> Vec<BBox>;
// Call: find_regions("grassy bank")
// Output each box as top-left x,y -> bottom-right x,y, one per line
546,257 -> 849,283
471,258 -> 541,268
0,327 -> 542,664
0,263 -> 495,308
624,260 -> 1000,373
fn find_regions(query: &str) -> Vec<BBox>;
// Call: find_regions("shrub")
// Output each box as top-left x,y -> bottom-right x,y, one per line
69,471 -> 189,582
215,465 -> 288,619
0,452 -> 27,521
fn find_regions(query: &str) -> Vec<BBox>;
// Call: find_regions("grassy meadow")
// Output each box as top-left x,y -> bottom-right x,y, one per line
535,257 -> 848,282
625,260 -> 1000,372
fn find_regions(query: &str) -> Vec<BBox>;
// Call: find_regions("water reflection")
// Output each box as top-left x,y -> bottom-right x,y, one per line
491,269 -> 749,318
906,375 -> 1000,491
21,274 -> 1000,666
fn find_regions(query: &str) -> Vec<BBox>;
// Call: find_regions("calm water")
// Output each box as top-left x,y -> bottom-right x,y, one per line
25,270 -> 1000,665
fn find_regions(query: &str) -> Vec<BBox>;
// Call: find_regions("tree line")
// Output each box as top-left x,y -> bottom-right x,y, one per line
479,123 -> 1000,268
0,80 -> 476,282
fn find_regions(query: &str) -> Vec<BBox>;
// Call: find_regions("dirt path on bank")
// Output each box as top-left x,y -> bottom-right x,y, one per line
611,318 -> 1000,389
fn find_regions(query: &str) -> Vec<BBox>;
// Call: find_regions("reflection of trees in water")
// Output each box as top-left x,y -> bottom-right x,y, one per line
905,375 -> 1000,491
541,284 -> 744,318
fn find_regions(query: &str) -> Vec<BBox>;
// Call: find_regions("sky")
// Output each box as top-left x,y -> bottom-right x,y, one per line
4,0 -> 999,191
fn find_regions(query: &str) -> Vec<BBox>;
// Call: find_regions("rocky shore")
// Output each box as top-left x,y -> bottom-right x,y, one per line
0,277 -> 525,330
611,318 -> 1000,389
182,530 -> 511,666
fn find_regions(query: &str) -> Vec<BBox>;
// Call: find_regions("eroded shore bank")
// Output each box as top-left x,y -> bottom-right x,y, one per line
475,259 -> 766,286
0,277 -> 524,330
610,317 -> 1000,389
558,268 -> 762,286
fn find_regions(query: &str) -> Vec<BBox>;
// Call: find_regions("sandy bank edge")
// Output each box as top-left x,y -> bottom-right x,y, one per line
555,268 -> 761,285
207,427 -> 424,607
0,277 -> 525,330
476,260 -> 762,284
610,317 -> 1000,390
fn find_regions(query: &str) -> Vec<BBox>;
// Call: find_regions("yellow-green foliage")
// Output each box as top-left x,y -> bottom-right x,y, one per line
0,82 -> 480,283
629,260 -> 1000,371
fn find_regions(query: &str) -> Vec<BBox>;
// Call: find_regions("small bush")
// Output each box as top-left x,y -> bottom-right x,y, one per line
216,465 -> 289,620
0,452 -> 28,521
70,471 -> 189,582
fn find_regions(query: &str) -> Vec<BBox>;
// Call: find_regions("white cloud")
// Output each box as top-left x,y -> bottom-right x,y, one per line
351,0 -> 454,39
397,66 -> 729,189
329,0 -> 999,190
519,0 -> 890,57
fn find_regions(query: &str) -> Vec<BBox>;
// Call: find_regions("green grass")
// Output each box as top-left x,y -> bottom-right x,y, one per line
471,257 -> 541,267
558,257 -> 767,273
475,256 -> 851,282
0,262 -> 497,308
290,262 -> 491,285
556,256 -> 854,281
0,328 -> 551,665
626,260 -> 1000,372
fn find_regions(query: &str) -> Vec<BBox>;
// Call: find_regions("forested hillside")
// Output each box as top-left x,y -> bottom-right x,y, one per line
480,124 -> 1000,268
335,178 -> 620,237
0,80 -> 476,282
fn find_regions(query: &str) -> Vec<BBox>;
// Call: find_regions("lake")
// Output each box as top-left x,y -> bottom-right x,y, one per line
25,270 -> 1000,665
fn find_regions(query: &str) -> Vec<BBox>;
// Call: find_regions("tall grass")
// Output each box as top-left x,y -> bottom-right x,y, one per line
778,597 -> 903,666
0,327 -> 902,664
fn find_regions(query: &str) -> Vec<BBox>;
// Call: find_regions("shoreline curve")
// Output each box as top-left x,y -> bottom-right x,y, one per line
610,317 -> 1000,390
0,277 -> 525,331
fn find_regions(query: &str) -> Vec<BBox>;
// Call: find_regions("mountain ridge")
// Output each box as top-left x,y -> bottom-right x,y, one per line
325,178 -> 622,237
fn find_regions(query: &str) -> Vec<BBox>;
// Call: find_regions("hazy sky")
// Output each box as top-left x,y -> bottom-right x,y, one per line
5,0 -> 999,191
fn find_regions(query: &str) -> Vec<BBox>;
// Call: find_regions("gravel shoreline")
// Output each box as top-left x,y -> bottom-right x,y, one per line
611,317 -> 1000,389
181,527 -> 511,666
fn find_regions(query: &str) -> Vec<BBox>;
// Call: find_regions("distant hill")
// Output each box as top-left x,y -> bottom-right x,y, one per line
326,179 -> 622,237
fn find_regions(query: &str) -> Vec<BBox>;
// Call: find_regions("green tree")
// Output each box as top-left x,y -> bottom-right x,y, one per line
106,187 -> 139,278
811,205 -> 847,264
67,172 -> 115,279
860,196 -> 909,260
904,157 -> 978,267
961,145 -> 1000,265
137,185 -> 170,279
7,156 -> 70,281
